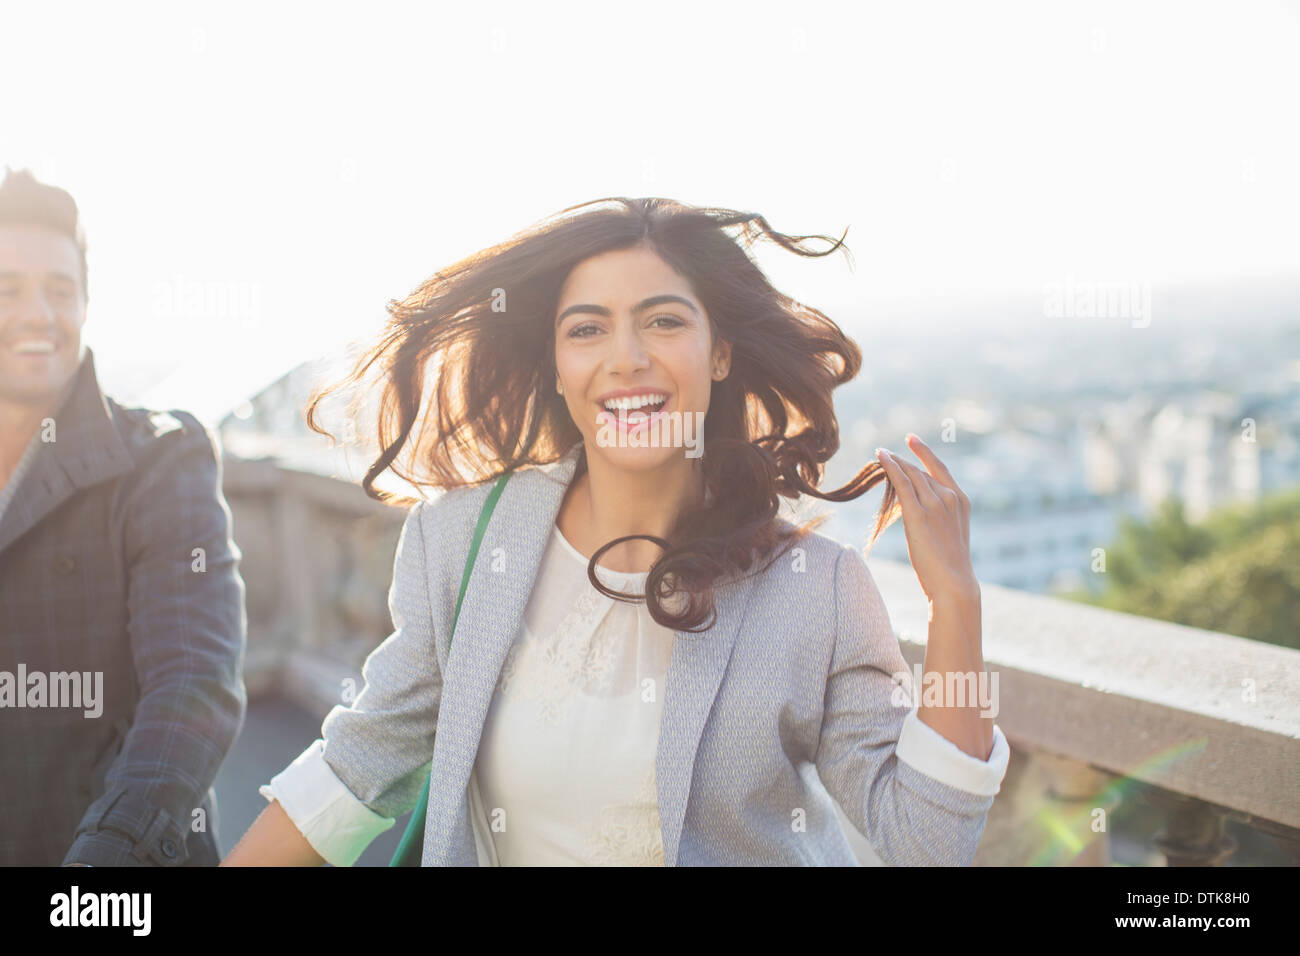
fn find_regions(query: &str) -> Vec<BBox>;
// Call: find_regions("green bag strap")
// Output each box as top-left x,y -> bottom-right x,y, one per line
389,469 -> 513,867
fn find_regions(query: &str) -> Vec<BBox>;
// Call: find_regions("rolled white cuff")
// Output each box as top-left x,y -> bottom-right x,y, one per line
894,707 -> 1010,797
259,738 -> 397,866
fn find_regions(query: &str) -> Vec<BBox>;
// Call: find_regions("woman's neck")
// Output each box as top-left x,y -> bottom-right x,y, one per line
556,451 -> 705,574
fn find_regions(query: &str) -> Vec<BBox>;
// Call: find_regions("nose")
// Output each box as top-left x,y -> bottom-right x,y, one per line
10,312 -> 59,342
12,286 -> 59,326
603,320 -> 650,375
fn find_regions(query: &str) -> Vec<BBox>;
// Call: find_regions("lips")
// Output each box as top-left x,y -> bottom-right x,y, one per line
596,394 -> 672,431
12,339 -> 58,354
605,396 -> 667,414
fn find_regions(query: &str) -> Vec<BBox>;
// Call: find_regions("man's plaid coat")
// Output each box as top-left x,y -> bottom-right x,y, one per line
0,347 -> 246,866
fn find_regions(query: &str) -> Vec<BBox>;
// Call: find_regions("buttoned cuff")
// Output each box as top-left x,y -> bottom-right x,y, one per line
895,707 -> 1010,797
64,786 -> 192,866
260,739 -> 396,867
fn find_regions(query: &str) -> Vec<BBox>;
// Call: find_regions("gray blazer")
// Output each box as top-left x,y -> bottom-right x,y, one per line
318,441 -> 999,865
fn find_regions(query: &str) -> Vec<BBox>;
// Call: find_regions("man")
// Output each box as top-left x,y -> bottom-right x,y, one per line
0,168 -> 246,866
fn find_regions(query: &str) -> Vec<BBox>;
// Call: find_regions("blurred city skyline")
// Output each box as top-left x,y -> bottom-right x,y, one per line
210,268 -> 1299,599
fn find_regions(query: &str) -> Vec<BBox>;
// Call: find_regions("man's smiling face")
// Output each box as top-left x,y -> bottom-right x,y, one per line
0,224 -> 87,405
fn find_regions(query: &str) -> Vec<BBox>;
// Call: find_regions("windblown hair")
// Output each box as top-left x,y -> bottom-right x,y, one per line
307,197 -> 901,632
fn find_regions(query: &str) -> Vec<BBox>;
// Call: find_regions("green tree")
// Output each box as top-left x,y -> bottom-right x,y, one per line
1063,487 -> 1300,650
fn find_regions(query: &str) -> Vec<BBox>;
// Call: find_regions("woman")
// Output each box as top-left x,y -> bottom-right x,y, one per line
222,197 -> 1008,867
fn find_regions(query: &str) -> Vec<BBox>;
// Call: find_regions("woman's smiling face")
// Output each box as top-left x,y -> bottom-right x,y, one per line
554,243 -> 730,472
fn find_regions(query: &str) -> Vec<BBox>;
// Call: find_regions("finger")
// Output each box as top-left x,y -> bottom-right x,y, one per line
876,447 -> 921,515
904,433 -> 959,491
889,448 -> 944,511
906,433 -> 970,523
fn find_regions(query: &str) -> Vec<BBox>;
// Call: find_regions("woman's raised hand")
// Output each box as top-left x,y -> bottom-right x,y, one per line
874,433 -> 979,607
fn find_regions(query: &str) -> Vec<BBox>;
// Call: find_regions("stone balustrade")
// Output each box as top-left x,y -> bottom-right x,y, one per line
222,454 -> 1300,866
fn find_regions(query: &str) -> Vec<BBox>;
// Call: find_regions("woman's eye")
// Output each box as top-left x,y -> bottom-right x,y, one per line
566,315 -> 682,338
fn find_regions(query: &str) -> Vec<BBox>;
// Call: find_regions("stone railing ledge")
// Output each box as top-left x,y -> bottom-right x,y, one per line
864,554 -> 1300,832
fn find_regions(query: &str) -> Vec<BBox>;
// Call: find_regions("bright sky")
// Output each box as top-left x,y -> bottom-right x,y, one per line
4,0 -> 1297,420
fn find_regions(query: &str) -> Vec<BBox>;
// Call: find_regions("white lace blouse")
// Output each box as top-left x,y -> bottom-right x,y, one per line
467,523 -> 671,865
260,521 -> 1010,866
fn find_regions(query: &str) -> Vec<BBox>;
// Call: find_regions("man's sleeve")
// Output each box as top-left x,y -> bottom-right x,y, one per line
63,412 -> 247,866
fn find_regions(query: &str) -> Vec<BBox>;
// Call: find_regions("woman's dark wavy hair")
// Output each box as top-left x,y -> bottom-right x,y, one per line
306,197 -> 901,633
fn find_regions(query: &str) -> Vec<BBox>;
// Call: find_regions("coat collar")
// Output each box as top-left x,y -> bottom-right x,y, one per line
0,347 -> 135,558
424,440 -> 759,866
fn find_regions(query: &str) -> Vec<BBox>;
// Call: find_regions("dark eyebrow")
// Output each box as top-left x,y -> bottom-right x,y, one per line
556,293 -> 699,326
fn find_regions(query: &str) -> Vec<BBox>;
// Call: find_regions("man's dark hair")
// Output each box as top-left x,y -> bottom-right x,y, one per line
0,167 -> 89,302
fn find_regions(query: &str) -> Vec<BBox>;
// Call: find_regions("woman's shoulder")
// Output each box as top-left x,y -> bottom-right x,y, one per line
409,464 -> 555,536
411,476 -> 505,528
768,516 -> 861,565
741,518 -> 863,606
746,523 -> 894,655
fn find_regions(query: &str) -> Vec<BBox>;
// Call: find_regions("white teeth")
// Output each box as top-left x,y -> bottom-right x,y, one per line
13,340 -> 56,354
601,393 -> 667,412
